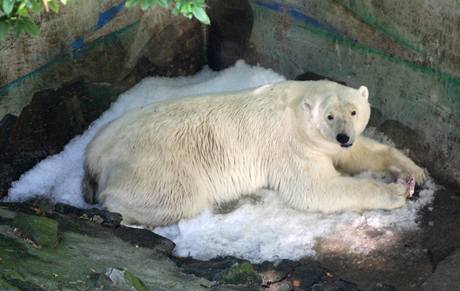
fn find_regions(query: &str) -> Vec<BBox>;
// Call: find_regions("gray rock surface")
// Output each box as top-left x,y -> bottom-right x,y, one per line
0,80 -> 119,198
0,200 -> 371,290
0,201 -> 210,291
423,248 -> 460,291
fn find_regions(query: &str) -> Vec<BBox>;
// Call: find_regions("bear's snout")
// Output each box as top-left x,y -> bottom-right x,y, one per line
336,133 -> 351,147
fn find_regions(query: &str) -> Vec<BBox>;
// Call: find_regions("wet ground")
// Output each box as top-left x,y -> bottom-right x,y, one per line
1,185 -> 459,290
312,185 -> 460,290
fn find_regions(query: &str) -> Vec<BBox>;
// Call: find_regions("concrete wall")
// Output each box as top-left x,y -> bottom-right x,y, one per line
242,0 -> 460,186
0,0 -> 206,118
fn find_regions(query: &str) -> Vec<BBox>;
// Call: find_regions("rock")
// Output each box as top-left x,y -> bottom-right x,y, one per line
288,260 -> 324,289
207,0 -> 254,70
123,269 -> 148,291
10,80 -> 117,155
0,277 -> 21,291
210,284 -> 252,291
12,212 -> 59,248
55,203 -> 123,226
0,114 -> 17,153
174,256 -> 262,289
219,262 -> 262,287
0,207 -> 16,221
105,268 -> 147,291
422,187 -> 460,266
257,259 -> 361,290
0,200 -> 387,290
175,256 -> 246,281
368,107 -> 385,128
295,72 -> 347,86
256,259 -> 326,289
112,226 -> 176,255
127,20 -> 206,80
371,284 -> 396,291
311,279 -> 360,291
0,272 -> 45,291
377,120 -> 421,155
0,80 -> 119,199
88,272 -> 114,290
0,203 -> 210,290
422,248 -> 460,291
53,202 -> 175,254
0,151 -> 49,199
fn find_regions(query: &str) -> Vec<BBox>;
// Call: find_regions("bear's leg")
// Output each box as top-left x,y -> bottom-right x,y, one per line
320,176 -> 408,212
335,136 -> 427,183
275,157 -> 410,213
99,189 -> 189,227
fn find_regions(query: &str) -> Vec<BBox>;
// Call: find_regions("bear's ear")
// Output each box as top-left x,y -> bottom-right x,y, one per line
358,86 -> 369,100
303,100 -> 312,111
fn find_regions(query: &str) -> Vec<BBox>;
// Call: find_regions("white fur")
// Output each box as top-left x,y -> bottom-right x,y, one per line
83,80 -> 426,227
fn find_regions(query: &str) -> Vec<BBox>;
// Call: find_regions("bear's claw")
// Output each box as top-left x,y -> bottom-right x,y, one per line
397,176 -> 416,198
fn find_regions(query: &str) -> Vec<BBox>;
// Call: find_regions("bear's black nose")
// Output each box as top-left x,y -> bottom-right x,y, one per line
336,133 -> 350,144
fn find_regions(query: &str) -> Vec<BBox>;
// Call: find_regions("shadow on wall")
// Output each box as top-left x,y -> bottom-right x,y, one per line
207,0 -> 254,70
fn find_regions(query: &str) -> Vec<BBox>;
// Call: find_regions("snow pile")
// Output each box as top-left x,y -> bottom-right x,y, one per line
5,61 -> 436,263
154,175 -> 436,262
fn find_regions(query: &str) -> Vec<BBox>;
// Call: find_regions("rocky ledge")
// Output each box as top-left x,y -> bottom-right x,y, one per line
0,199 -> 367,291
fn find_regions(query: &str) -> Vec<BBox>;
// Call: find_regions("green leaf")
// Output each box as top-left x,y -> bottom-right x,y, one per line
30,1 -> 41,13
158,0 -> 168,8
139,0 -> 149,11
48,0 -> 60,13
180,2 -> 191,14
14,20 -> 24,37
21,17 -> 40,37
192,6 -> 209,24
17,2 -> 28,16
60,0 -> 67,4
3,0 -> 15,15
125,0 -> 137,8
148,0 -> 158,8
124,271 -> 147,291
0,21 -> 9,40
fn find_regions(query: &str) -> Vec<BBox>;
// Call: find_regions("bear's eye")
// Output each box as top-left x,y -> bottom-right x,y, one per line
327,114 -> 334,120
351,111 -> 356,116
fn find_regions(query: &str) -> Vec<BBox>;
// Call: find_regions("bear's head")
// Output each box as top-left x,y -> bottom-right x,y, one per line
293,80 -> 371,149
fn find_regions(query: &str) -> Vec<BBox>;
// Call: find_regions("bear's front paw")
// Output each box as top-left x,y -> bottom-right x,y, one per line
412,166 -> 428,184
385,182 -> 408,209
390,164 -> 427,185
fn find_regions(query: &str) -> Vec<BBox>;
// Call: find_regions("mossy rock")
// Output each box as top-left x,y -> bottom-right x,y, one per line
105,268 -> 148,291
0,276 -> 21,291
12,212 -> 59,248
219,262 -> 262,287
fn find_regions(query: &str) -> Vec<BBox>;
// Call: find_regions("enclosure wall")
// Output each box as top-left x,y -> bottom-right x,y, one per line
240,0 -> 460,186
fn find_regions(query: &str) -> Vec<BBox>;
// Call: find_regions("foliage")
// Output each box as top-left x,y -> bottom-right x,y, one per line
0,0 -> 67,40
0,0 -> 209,40
125,0 -> 210,24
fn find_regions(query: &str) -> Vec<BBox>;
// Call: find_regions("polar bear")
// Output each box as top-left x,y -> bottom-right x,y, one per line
83,80 -> 426,227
